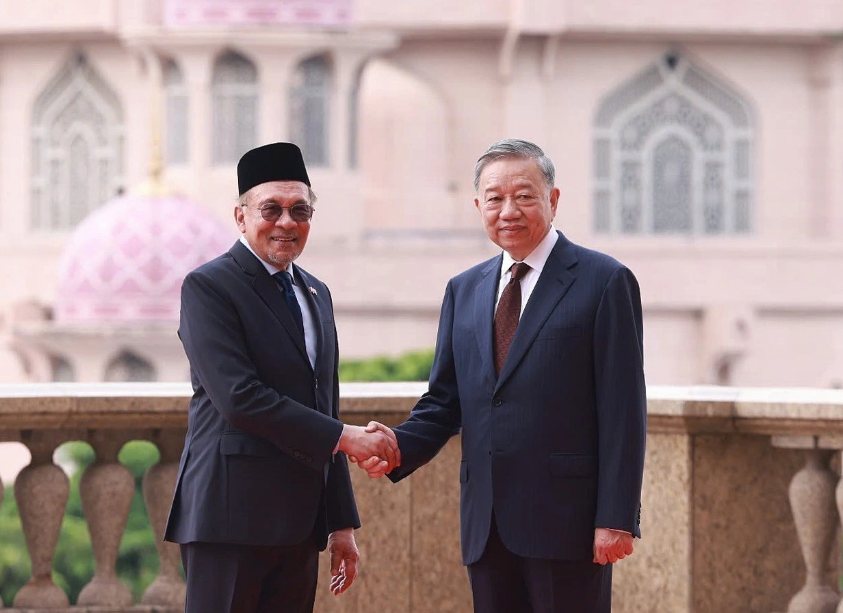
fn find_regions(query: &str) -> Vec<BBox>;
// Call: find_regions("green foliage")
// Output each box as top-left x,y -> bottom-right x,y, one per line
339,348 -> 435,382
0,440 -> 161,605
0,490 -> 28,605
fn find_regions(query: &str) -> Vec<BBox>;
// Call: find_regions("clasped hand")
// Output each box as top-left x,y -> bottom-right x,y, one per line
339,421 -> 400,477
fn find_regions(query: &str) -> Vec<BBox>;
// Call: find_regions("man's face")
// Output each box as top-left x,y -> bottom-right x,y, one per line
235,180 -> 312,270
474,157 -> 559,261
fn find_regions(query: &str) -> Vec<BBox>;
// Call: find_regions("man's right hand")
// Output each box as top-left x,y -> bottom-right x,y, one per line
346,421 -> 399,478
339,421 -> 400,473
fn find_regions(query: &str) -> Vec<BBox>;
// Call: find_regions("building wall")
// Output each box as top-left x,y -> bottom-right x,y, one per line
0,2 -> 841,387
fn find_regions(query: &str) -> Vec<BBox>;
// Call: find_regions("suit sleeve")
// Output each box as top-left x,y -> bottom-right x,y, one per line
592,267 -> 647,537
389,280 -> 462,482
179,270 -> 343,472
325,300 -> 361,532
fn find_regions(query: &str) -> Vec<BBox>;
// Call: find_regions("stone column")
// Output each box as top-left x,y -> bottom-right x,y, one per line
13,433 -> 70,608
773,436 -> 840,613
177,48 -> 214,192
141,429 -> 186,607
77,432 -> 135,607
806,46 -> 834,239
252,49 -> 292,145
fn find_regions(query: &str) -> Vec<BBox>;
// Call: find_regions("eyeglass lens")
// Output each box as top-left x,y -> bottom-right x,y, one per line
259,205 -> 313,223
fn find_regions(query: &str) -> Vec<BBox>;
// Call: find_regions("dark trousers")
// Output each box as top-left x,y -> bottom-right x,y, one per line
468,516 -> 612,613
181,539 -> 319,613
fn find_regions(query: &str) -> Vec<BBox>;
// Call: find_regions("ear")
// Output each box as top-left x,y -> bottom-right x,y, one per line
474,197 -> 481,213
549,187 -> 560,217
234,204 -> 246,233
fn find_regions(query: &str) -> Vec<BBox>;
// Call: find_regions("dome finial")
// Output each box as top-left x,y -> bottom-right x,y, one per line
133,51 -> 173,197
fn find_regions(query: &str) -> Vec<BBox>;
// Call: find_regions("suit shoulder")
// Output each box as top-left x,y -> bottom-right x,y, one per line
449,255 -> 499,287
188,251 -> 234,278
572,243 -> 634,280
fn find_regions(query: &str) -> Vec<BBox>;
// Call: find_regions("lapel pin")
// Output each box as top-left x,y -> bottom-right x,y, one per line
309,286 -> 317,296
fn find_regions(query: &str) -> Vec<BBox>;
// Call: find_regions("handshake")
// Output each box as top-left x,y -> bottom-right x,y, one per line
338,422 -> 400,478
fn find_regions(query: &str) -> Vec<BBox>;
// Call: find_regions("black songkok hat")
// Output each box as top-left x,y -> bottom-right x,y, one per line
237,142 -> 311,195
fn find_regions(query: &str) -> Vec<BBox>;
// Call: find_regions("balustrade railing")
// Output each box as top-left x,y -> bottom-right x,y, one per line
0,383 -> 842,613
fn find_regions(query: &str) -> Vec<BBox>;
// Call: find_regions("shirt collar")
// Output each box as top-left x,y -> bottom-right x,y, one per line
500,227 -> 559,277
238,235 -> 297,284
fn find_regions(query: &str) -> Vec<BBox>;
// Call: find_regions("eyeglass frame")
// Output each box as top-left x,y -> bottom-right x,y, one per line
242,202 -> 316,223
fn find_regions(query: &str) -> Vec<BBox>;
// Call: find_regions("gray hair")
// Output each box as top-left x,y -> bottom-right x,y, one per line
473,139 -> 555,192
238,185 -> 318,208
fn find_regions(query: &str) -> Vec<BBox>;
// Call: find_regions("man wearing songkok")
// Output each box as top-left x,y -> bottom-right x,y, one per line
164,142 -> 400,613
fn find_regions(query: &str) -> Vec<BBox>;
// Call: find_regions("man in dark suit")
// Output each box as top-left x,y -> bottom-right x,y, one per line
355,139 -> 646,612
165,143 -> 400,613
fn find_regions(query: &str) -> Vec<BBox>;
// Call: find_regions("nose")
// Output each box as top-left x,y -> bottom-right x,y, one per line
275,209 -> 298,229
499,197 -> 521,219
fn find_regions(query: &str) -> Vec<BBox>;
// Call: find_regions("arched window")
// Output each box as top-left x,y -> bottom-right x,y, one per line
289,55 -> 331,167
104,350 -> 156,382
51,355 -> 75,382
212,51 -> 258,164
31,52 -> 124,230
164,59 -> 188,165
593,52 -> 754,235
348,64 -> 363,170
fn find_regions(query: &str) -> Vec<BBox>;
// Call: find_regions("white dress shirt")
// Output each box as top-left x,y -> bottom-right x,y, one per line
239,236 -> 317,368
495,227 -> 559,317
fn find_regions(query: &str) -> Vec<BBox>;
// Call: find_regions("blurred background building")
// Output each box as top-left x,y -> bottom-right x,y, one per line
0,0 -> 842,390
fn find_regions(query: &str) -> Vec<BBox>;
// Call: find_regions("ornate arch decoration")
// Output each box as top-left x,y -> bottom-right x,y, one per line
593,52 -> 754,235
31,52 -> 124,230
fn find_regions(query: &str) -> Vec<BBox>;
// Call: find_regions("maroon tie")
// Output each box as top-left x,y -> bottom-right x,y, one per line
494,262 -> 531,375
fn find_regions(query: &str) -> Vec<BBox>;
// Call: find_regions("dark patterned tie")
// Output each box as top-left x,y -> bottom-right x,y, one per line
494,262 -> 531,375
273,271 -> 305,340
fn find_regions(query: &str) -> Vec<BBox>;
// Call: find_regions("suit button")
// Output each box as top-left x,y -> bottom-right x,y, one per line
493,398 -> 502,407
315,377 -> 319,389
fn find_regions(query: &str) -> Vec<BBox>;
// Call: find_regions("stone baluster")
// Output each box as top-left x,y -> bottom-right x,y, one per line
77,431 -> 135,607
772,436 -> 840,613
835,447 -> 843,613
141,429 -> 186,607
13,433 -> 70,609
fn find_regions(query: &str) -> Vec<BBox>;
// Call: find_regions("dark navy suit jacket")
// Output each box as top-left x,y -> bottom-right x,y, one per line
164,241 -> 360,550
389,231 -> 646,565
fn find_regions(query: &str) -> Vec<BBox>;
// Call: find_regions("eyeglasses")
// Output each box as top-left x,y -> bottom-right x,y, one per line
246,203 -> 315,223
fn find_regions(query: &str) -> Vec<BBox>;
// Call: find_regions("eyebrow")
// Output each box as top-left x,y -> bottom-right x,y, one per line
258,197 -> 309,207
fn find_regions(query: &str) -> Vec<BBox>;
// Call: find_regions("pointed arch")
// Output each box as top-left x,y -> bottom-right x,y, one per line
289,54 -> 332,167
348,60 -> 366,171
31,52 -> 124,230
104,349 -> 156,382
359,59 -> 452,232
164,58 -> 189,165
212,50 -> 258,164
593,52 -> 755,235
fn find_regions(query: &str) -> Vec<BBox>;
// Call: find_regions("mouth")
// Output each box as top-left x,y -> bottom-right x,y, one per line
271,236 -> 297,243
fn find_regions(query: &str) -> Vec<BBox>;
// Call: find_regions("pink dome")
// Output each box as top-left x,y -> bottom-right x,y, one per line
56,194 -> 234,323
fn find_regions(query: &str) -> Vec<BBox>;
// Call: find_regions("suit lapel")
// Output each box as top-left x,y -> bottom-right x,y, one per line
495,232 -> 578,392
229,242 -> 310,364
473,256 -> 502,387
